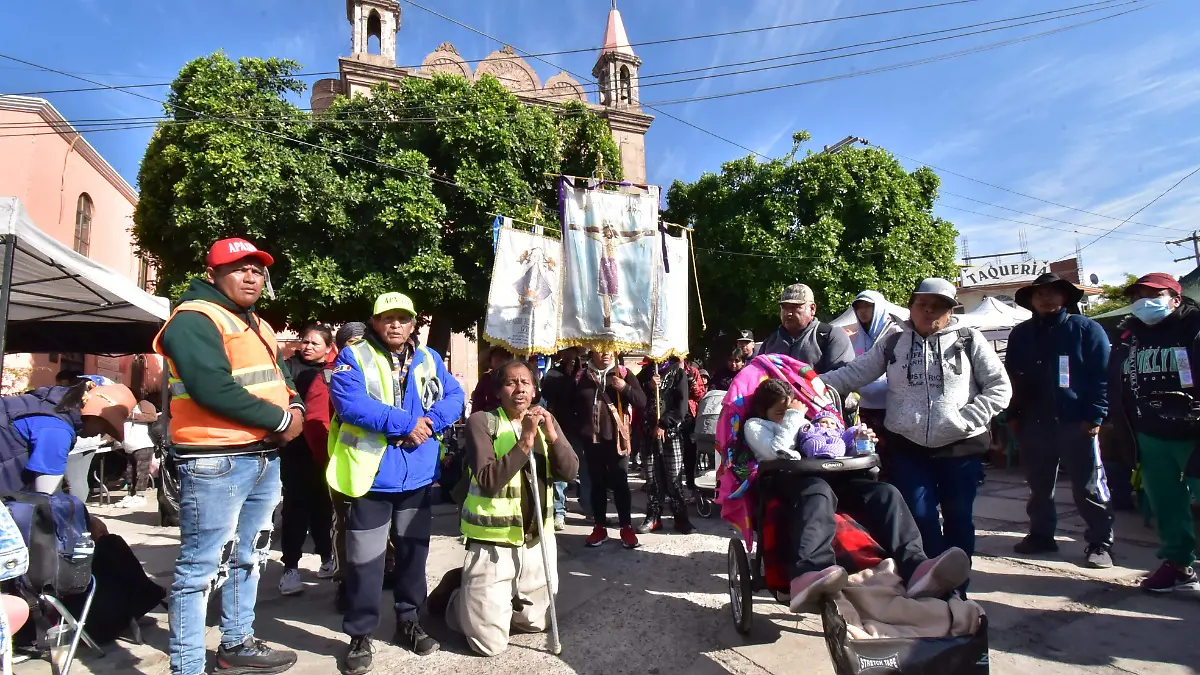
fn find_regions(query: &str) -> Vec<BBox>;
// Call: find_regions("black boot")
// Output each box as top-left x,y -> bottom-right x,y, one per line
396,620 -> 439,656
1013,535 -> 1058,554
636,515 -> 661,534
673,510 -> 696,535
426,567 -> 463,617
342,635 -> 374,675
214,637 -> 297,674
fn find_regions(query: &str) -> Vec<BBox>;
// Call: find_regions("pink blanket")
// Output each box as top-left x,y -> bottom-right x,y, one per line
715,354 -> 841,550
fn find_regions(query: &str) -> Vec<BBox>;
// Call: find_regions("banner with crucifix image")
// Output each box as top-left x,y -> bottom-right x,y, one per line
482,225 -> 563,355
559,180 -> 660,352
649,230 -> 690,360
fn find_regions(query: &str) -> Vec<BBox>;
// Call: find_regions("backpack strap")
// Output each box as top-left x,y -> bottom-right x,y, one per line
483,409 -> 500,440
883,332 -> 904,365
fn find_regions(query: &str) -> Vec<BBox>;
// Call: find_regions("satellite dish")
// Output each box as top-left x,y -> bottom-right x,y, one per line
1089,273 -> 1100,285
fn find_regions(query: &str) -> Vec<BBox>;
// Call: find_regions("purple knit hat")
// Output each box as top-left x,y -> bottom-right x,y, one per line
811,409 -> 843,430
799,425 -> 848,459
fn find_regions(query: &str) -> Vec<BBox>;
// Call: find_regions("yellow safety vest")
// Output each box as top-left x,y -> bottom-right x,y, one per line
326,338 -> 439,497
460,408 -> 553,546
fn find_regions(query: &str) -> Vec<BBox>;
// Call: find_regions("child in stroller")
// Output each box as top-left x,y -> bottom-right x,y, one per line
741,377 -> 970,613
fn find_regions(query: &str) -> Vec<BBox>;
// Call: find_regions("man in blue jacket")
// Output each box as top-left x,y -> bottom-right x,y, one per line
328,292 -> 465,673
1006,273 -> 1114,568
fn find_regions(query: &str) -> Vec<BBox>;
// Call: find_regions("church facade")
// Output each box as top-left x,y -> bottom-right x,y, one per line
310,0 -> 653,184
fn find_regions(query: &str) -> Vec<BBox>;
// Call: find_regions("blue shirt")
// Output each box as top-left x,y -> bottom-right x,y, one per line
13,414 -> 77,477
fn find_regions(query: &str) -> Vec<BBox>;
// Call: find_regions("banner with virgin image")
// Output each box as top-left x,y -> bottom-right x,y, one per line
482,226 -> 563,355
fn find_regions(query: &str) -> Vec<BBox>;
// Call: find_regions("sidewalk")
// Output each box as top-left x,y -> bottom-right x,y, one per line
16,469 -> 1200,675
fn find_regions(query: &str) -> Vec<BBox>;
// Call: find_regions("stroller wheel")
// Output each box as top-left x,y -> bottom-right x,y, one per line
695,495 -> 714,519
728,538 -> 753,635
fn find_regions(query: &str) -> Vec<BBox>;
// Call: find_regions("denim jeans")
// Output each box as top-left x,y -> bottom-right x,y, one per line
889,448 -> 983,558
169,453 -> 282,675
552,481 -> 567,517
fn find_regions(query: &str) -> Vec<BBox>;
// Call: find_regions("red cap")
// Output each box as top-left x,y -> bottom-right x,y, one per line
206,238 -> 275,268
1127,272 -> 1181,297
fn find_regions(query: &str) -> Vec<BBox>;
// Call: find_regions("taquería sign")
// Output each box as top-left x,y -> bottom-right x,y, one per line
960,260 -> 1050,288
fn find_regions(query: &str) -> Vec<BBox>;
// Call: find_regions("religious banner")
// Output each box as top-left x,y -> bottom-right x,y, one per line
482,226 -> 562,355
559,180 -> 660,352
649,231 -> 690,360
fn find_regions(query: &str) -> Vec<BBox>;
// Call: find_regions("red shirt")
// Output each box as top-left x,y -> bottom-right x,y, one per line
302,350 -> 338,463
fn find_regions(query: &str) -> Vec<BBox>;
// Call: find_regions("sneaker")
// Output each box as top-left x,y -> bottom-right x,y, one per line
553,514 -> 566,532
215,637 -> 297,674
317,558 -> 337,579
620,525 -> 640,549
907,547 -> 971,599
396,620 -> 439,656
1084,544 -> 1114,569
788,565 -> 848,613
342,635 -> 375,675
636,517 -> 661,534
426,567 -> 463,617
1140,561 -> 1200,593
585,526 -> 608,547
1013,535 -> 1059,555
278,568 -> 303,596
114,494 -> 146,509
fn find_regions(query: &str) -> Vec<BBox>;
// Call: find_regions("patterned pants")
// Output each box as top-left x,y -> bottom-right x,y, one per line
645,432 -> 687,517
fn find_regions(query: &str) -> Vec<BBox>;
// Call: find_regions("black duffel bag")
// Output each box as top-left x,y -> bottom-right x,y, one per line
821,599 -> 990,675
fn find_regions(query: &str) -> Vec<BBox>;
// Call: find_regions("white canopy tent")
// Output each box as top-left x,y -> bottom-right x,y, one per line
0,197 -> 170,369
830,298 -> 909,328
956,296 -> 1031,331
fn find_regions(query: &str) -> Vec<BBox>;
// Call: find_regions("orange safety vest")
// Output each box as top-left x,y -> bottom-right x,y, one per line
152,299 -> 292,447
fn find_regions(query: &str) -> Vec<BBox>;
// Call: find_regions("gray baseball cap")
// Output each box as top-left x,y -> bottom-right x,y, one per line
780,283 -> 815,305
910,278 -> 959,307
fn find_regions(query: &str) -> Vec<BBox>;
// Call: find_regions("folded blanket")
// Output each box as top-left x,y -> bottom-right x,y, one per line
833,560 -> 984,640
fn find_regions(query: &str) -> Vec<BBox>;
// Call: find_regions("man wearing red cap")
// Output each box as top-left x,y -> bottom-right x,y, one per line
153,238 -> 303,675
1109,272 -> 1200,594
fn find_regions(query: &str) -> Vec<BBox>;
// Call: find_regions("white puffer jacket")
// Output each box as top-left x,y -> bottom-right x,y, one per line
821,318 -> 1011,449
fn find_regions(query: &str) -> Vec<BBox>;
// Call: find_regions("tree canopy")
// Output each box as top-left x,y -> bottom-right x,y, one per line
665,133 -> 958,352
1084,273 -> 1139,317
135,53 -> 620,346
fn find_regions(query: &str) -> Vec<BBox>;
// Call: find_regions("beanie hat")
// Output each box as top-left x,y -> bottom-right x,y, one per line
335,322 -> 367,350
811,409 -> 843,430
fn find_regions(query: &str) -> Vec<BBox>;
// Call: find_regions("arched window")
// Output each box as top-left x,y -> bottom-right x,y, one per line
367,9 -> 382,55
73,193 -> 92,256
619,66 -> 633,104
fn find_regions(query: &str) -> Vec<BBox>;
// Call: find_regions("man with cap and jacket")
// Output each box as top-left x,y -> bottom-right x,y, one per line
735,330 -> 756,360
1006,273 -> 1114,568
154,238 -> 303,675
822,278 -> 1011,561
758,284 -> 856,374
327,292 -> 465,674
1108,273 -> 1200,593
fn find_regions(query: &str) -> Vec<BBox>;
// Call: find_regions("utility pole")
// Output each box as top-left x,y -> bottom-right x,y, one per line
1167,231 -> 1200,264
823,136 -> 869,154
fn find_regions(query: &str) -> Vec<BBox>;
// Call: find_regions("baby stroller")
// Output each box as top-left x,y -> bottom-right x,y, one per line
689,389 -> 725,518
717,355 -> 989,675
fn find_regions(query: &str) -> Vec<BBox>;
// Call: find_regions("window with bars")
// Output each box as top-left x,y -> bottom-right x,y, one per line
74,193 -> 93,256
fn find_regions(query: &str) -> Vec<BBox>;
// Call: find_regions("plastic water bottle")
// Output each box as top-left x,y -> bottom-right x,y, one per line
854,429 -> 875,456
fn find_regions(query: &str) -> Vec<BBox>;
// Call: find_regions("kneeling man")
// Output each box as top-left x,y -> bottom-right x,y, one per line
427,359 -> 578,656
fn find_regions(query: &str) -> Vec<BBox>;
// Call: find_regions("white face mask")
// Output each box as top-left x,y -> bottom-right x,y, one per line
1131,296 -> 1174,325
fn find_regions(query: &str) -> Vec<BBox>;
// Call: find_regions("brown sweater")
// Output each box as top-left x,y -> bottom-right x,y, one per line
464,408 -> 579,545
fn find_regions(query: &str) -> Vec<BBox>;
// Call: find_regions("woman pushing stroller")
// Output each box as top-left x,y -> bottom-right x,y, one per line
742,378 -> 971,612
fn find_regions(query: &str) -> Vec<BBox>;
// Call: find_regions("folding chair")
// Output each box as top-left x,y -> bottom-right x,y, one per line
27,576 -> 104,675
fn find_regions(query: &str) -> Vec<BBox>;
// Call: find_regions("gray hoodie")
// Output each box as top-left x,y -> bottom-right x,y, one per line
821,318 -> 1011,449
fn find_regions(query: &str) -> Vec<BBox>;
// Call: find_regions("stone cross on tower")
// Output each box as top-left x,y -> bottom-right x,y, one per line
348,0 -> 400,65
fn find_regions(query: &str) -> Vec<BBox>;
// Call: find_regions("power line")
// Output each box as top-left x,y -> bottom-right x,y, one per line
1074,165 -> 1200,256
940,190 -> 1191,234
643,2 -> 1154,106
939,204 -> 1162,242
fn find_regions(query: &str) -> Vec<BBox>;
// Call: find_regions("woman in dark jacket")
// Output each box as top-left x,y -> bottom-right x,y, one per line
278,323 -> 336,597
636,357 -> 694,534
570,350 -> 647,549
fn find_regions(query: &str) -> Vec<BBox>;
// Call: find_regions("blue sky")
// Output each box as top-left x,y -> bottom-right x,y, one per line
2,0 -> 1197,286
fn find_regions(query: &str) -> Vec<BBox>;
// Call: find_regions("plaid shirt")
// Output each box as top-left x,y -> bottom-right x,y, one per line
390,340 -> 416,406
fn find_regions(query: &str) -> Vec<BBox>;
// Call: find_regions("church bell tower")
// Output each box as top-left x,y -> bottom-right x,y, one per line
592,1 -> 641,109
347,0 -> 400,65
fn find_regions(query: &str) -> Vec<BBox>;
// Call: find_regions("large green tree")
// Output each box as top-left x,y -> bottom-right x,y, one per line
1085,273 -> 1139,317
135,53 -> 620,347
665,133 -> 958,352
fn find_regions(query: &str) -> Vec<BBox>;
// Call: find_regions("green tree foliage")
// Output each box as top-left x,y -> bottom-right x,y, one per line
665,133 -> 958,351
1085,273 -> 1139,317
135,53 -> 620,343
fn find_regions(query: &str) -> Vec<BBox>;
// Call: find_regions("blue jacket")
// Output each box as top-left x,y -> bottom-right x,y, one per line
1006,310 -> 1109,425
0,387 -> 81,491
329,336 -> 465,493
